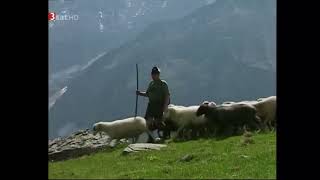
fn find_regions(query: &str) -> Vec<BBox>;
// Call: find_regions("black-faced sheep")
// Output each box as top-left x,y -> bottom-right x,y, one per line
196,103 -> 262,138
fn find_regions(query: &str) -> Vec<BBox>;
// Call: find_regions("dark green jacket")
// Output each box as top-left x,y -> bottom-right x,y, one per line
146,79 -> 170,104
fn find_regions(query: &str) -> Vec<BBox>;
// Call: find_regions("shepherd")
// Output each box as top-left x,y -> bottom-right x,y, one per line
136,66 -> 171,143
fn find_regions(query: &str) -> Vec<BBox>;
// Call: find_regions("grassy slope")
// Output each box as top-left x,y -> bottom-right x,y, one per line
49,132 -> 276,179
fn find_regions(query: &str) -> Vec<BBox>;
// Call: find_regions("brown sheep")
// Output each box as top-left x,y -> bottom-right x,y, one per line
220,96 -> 276,131
196,103 -> 262,138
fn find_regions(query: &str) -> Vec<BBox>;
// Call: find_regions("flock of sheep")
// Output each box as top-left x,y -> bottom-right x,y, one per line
93,96 -> 276,144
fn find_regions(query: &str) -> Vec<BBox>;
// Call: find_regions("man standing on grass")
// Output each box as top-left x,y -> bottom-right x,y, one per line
136,66 -> 170,143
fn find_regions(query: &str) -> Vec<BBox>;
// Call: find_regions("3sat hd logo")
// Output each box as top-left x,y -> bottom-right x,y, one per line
48,12 -> 56,21
48,12 -> 79,21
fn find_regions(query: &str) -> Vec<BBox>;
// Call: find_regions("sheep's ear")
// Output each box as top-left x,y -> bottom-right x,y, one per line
201,103 -> 209,107
202,101 -> 209,105
95,123 -> 101,130
170,108 -> 177,116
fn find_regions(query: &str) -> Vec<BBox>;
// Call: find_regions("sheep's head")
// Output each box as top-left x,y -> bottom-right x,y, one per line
209,101 -> 217,107
92,123 -> 102,135
202,101 -> 217,107
196,104 -> 210,116
163,107 -> 175,120
202,101 -> 210,105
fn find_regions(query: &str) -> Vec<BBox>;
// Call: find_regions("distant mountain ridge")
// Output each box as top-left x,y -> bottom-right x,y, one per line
49,0 -> 211,74
49,0 -> 212,109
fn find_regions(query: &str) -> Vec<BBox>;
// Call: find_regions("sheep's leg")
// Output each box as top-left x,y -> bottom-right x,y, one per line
209,127 -> 215,137
130,137 -> 135,144
202,127 -> 209,138
184,129 -> 188,140
182,129 -> 188,140
210,127 -> 215,138
215,125 -> 223,137
209,120 -> 220,137
180,129 -> 186,140
173,125 -> 185,141
189,129 -> 193,140
146,130 -> 155,143
260,122 -> 268,132
110,139 -> 118,147
187,129 -> 191,140
224,125 -> 234,137
207,126 -> 215,138
257,116 -> 268,132
246,120 -> 256,131
163,130 -> 171,139
157,129 -> 162,138
251,115 -> 264,133
216,123 -> 229,139
271,119 -> 276,132
267,119 -> 273,131
203,127 -> 210,138
267,123 -> 272,131
233,125 -> 243,136
186,129 -> 190,140
197,128 -> 202,138
157,120 -> 171,140
132,135 -> 139,144
190,128 -> 197,140
179,129 -> 184,140
272,116 -> 276,127
242,125 -> 248,134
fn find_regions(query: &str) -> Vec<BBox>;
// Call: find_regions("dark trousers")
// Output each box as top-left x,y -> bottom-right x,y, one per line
144,102 -> 165,142
144,102 -> 164,120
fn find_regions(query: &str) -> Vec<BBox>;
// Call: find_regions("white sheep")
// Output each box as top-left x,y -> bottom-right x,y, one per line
163,104 -> 208,140
238,97 -> 276,130
252,96 -> 276,130
93,116 -> 153,144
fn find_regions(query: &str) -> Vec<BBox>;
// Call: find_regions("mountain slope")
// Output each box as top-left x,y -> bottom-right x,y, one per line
49,0 -> 276,139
